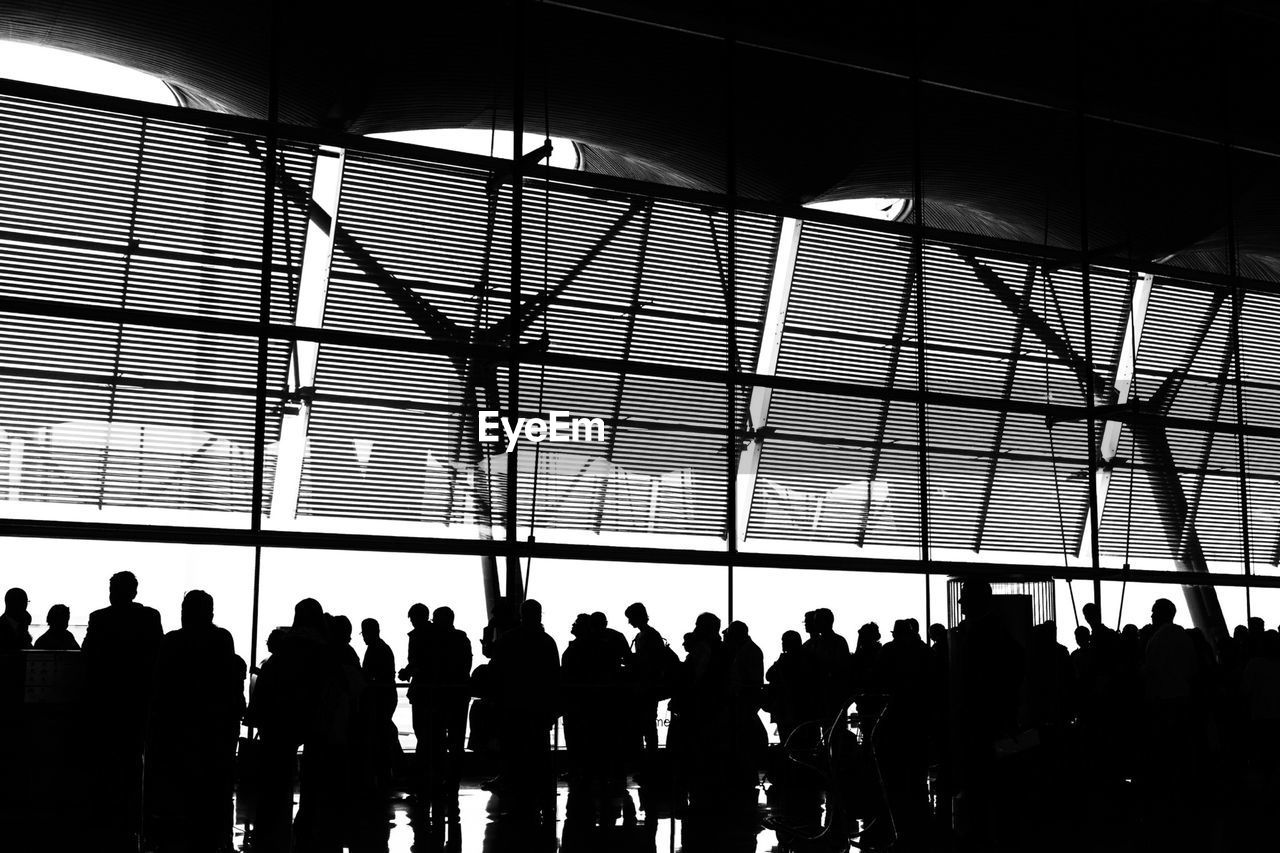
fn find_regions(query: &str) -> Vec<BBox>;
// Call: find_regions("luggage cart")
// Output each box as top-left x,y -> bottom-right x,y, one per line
763,691 -> 895,851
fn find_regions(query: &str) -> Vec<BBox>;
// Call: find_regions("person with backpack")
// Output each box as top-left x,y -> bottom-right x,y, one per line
624,603 -> 678,767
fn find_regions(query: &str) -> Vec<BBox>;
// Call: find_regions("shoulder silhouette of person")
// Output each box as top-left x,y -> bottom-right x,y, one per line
330,613 -> 361,671
0,588 -> 31,715
147,590 -> 242,851
359,617 -> 400,791
399,602 -> 435,702
361,617 -> 396,688
1142,598 -> 1198,705
805,607 -> 852,717
428,606 -> 473,699
492,598 -> 560,715
624,602 -> 672,762
626,602 -> 667,666
34,603 -> 79,650
766,629 -> 821,742
591,611 -> 631,674
490,598 -> 561,819
83,570 -> 164,730
81,571 -> 164,850
0,587 -> 32,652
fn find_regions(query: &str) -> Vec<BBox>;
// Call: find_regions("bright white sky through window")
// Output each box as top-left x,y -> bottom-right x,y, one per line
370,128 -> 579,170
0,40 -> 176,104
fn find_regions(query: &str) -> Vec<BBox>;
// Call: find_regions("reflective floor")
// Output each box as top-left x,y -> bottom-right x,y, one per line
233,779 -> 784,853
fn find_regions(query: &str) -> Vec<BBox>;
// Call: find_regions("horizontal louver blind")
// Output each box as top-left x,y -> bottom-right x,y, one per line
300,150 -> 777,537
750,221 -> 920,546
0,95 -> 312,515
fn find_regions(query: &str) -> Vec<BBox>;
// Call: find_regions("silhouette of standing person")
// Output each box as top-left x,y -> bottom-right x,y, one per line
146,590 -> 244,852
398,602 -> 435,808
805,608 -> 852,721
766,630 -> 820,744
247,598 -> 335,853
34,603 -> 79,650
680,612 -> 729,811
491,598 -> 560,825
359,617 -> 399,789
951,580 -> 1022,849
723,621 -> 766,813
624,602 -> 670,768
562,614 -> 608,799
83,570 -> 163,853
425,605 -> 472,825
0,587 -> 31,812
874,619 -> 931,845
1140,597 -> 1200,832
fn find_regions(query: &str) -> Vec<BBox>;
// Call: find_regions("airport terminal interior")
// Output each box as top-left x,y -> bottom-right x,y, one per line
3,1 -> 1280,850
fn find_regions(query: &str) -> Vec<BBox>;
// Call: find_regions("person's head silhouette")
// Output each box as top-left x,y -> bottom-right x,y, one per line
3,587 -> 27,616
1151,598 -> 1177,628
590,611 -> 609,633
694,612 -> 721,643
1075,625 -> 1090,649
928,623 -> 947,646
408,603 -> 429,629
781,630 -> 802,654
624,602 -> 649,628
723,620 -> 748,649
521,598 -> 543,627
293,597 -> 324,631
959,579 -> 994,620
108,571 -> 138,607
181,590 -> 214,630
1082,602 -> 1101,629
47,604 -> 70,631
434,606 -> 455,630
333,614 -> 353,645
361,618 -> 380,644
266,627 -> 288,654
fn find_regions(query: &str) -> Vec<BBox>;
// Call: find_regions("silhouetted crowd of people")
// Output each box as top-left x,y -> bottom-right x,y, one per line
6,577 -> 1280,852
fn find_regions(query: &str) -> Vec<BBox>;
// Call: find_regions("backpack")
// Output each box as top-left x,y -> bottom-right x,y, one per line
650,637 -> 682,701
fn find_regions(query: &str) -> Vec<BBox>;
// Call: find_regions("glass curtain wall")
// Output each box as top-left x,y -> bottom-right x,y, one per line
4,32 -> 1280,682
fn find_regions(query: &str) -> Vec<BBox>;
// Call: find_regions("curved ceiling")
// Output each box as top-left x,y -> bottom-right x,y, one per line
2,0 -> 1279,274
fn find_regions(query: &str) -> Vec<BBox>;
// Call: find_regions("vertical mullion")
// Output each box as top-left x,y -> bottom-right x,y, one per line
725,9 -> 739,623
1226,159 -> 1252,616
98,117 -> 149,510
1220,3 -> 1253,618
911,36 -> 931,624
1076,12 -> 1102,608
506,0 -> 524,603
248,0 -> 280,709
